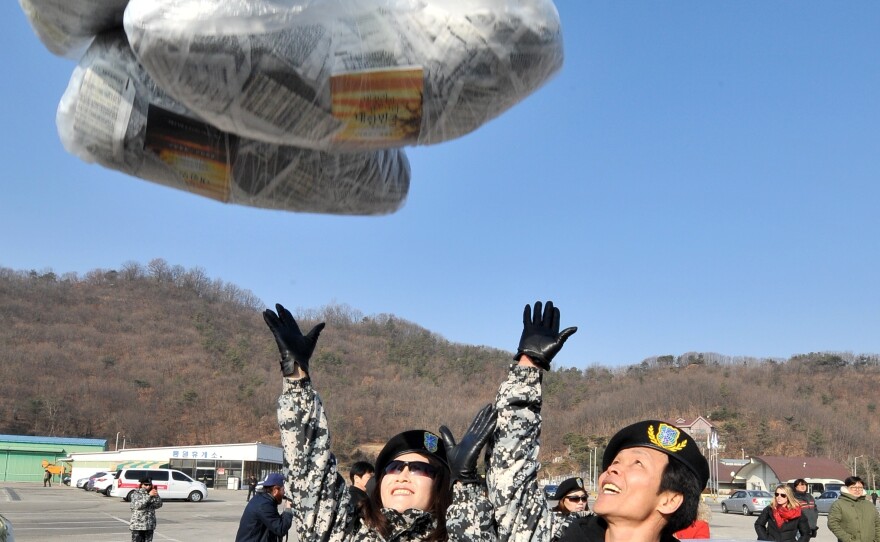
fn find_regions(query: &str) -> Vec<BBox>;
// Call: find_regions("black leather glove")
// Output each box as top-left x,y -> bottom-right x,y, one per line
439,404 -> 496,486
515,300 -> 577,370
262,303 -> 325,376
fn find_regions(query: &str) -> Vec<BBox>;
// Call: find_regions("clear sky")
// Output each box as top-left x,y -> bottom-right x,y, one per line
2,2 -> 878,368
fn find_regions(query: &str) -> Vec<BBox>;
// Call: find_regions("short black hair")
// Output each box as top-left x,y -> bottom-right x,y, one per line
659,457 -> 702,536
845,476 -> 865,487
349,461 -> 375,483
793,478 -> 807,487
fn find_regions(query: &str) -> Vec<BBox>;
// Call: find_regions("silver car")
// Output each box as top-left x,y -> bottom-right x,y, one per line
721,489 -> 773,516
815,490 -> 842,514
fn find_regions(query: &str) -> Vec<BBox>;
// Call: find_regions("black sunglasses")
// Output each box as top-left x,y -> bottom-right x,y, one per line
775,492 -> 787,497
565,495 -> 588,503
383,460 -> 438,478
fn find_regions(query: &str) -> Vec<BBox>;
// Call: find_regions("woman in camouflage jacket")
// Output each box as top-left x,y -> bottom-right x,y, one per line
264,303 -> 497,542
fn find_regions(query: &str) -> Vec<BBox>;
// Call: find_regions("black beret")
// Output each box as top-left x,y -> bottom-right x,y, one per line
602,420 -> 710,490
375,430 -> 449,477
553,477 -> 587,500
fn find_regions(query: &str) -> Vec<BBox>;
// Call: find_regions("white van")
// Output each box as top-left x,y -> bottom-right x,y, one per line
110,468 -> 208,502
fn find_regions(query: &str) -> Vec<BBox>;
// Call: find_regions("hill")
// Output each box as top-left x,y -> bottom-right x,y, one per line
3,260 -> 880,482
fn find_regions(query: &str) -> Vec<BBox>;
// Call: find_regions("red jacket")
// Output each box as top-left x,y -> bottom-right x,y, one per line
675,519 -> 710,539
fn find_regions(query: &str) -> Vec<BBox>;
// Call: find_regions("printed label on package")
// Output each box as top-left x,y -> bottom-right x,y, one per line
74,62 -> 136,161
331,67 -> 424,144
143,105 -> 237,202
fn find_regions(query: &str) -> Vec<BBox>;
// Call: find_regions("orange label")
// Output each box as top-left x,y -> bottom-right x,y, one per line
331,67 -> 424,144
144,105 -> 235,202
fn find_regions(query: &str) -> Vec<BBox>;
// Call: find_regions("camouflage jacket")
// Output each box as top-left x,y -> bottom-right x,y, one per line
277,377 -> 495,542
551,511 -> 594,542
486,365 -> 555,542
129,488 -> 162,531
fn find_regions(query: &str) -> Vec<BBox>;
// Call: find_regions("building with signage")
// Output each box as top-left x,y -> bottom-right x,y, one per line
64,442 -> 283,490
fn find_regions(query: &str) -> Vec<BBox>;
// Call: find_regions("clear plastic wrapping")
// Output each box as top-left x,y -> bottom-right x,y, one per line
56,32 -> 410,215
18,0 -> 128,58
123,0 -> 564,150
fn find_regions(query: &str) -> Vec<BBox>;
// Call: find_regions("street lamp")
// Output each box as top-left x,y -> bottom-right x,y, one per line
854,455 -> 864,476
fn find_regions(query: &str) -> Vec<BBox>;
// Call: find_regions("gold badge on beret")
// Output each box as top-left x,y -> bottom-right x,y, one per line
648,423 -> 688,452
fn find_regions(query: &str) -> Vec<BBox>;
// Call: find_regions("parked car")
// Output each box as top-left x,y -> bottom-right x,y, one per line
721,490 -> 773,516
110,468 -> 207,502
78,471 -> 106,490
83,471 -> 109,491
815,490 -> 842,514
89,472 -> 116,496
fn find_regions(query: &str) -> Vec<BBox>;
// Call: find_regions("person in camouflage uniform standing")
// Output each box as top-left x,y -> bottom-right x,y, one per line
129,476 -> 162,542
263,303 -> 497,542
486,301 -> 709,542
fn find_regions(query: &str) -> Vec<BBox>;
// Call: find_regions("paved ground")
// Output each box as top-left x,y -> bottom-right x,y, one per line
1,482 -> 252,541
0,482 -> 846,541
704,500 -> 836,542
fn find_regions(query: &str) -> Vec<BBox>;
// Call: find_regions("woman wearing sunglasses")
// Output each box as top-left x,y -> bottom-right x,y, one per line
549,477 -> 592,541
263,303 -> 496,542
754,484 -> 811,542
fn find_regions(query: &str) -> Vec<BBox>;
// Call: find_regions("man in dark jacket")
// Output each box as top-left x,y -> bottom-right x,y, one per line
792,478 -> 819,537
235,473 -> 293,542
246,475 -> 258,502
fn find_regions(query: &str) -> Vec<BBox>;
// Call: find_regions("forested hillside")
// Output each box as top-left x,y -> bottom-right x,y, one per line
3,260 -> 880,480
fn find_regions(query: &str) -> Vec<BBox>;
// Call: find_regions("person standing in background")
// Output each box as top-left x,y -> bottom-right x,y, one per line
348,461 -> 375,512
235,473 -> 293,542
791,478 -> 819,537
246,474 -> 257,502
828,476 -> 880,542
754,484 -> 810,542
129,477 -> 163,542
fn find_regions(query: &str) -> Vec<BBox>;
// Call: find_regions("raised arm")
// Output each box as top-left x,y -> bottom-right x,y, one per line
443,404 -> 498,542
487,301 -> 577,542
266,303 -> 350,542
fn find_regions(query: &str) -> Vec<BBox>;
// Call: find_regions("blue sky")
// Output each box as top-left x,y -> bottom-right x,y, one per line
2,2 -> 879,368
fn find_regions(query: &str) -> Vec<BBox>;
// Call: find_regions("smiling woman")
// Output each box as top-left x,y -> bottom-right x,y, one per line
263,303 -> 497,542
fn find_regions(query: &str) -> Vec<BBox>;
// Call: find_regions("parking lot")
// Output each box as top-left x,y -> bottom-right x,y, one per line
1,482 -> 247,541
1,483 -> 843,541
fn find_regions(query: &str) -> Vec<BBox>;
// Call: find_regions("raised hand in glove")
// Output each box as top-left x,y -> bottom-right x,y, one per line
263,303 -> 325,377
439,404 -> 496,486
515,300 -> 577,370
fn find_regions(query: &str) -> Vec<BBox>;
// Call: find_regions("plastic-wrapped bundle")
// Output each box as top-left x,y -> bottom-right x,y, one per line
18,0 -> 128,59
57,32 -> 410,215
123,0 -> 564,151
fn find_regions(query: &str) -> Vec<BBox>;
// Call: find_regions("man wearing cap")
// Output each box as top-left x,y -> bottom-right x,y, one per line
235,473 -> 293,542
486,301 -> 708,542
583,420 -> 709,542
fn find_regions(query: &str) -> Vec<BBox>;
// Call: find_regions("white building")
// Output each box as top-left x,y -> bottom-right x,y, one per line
64,442 -> 283,490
